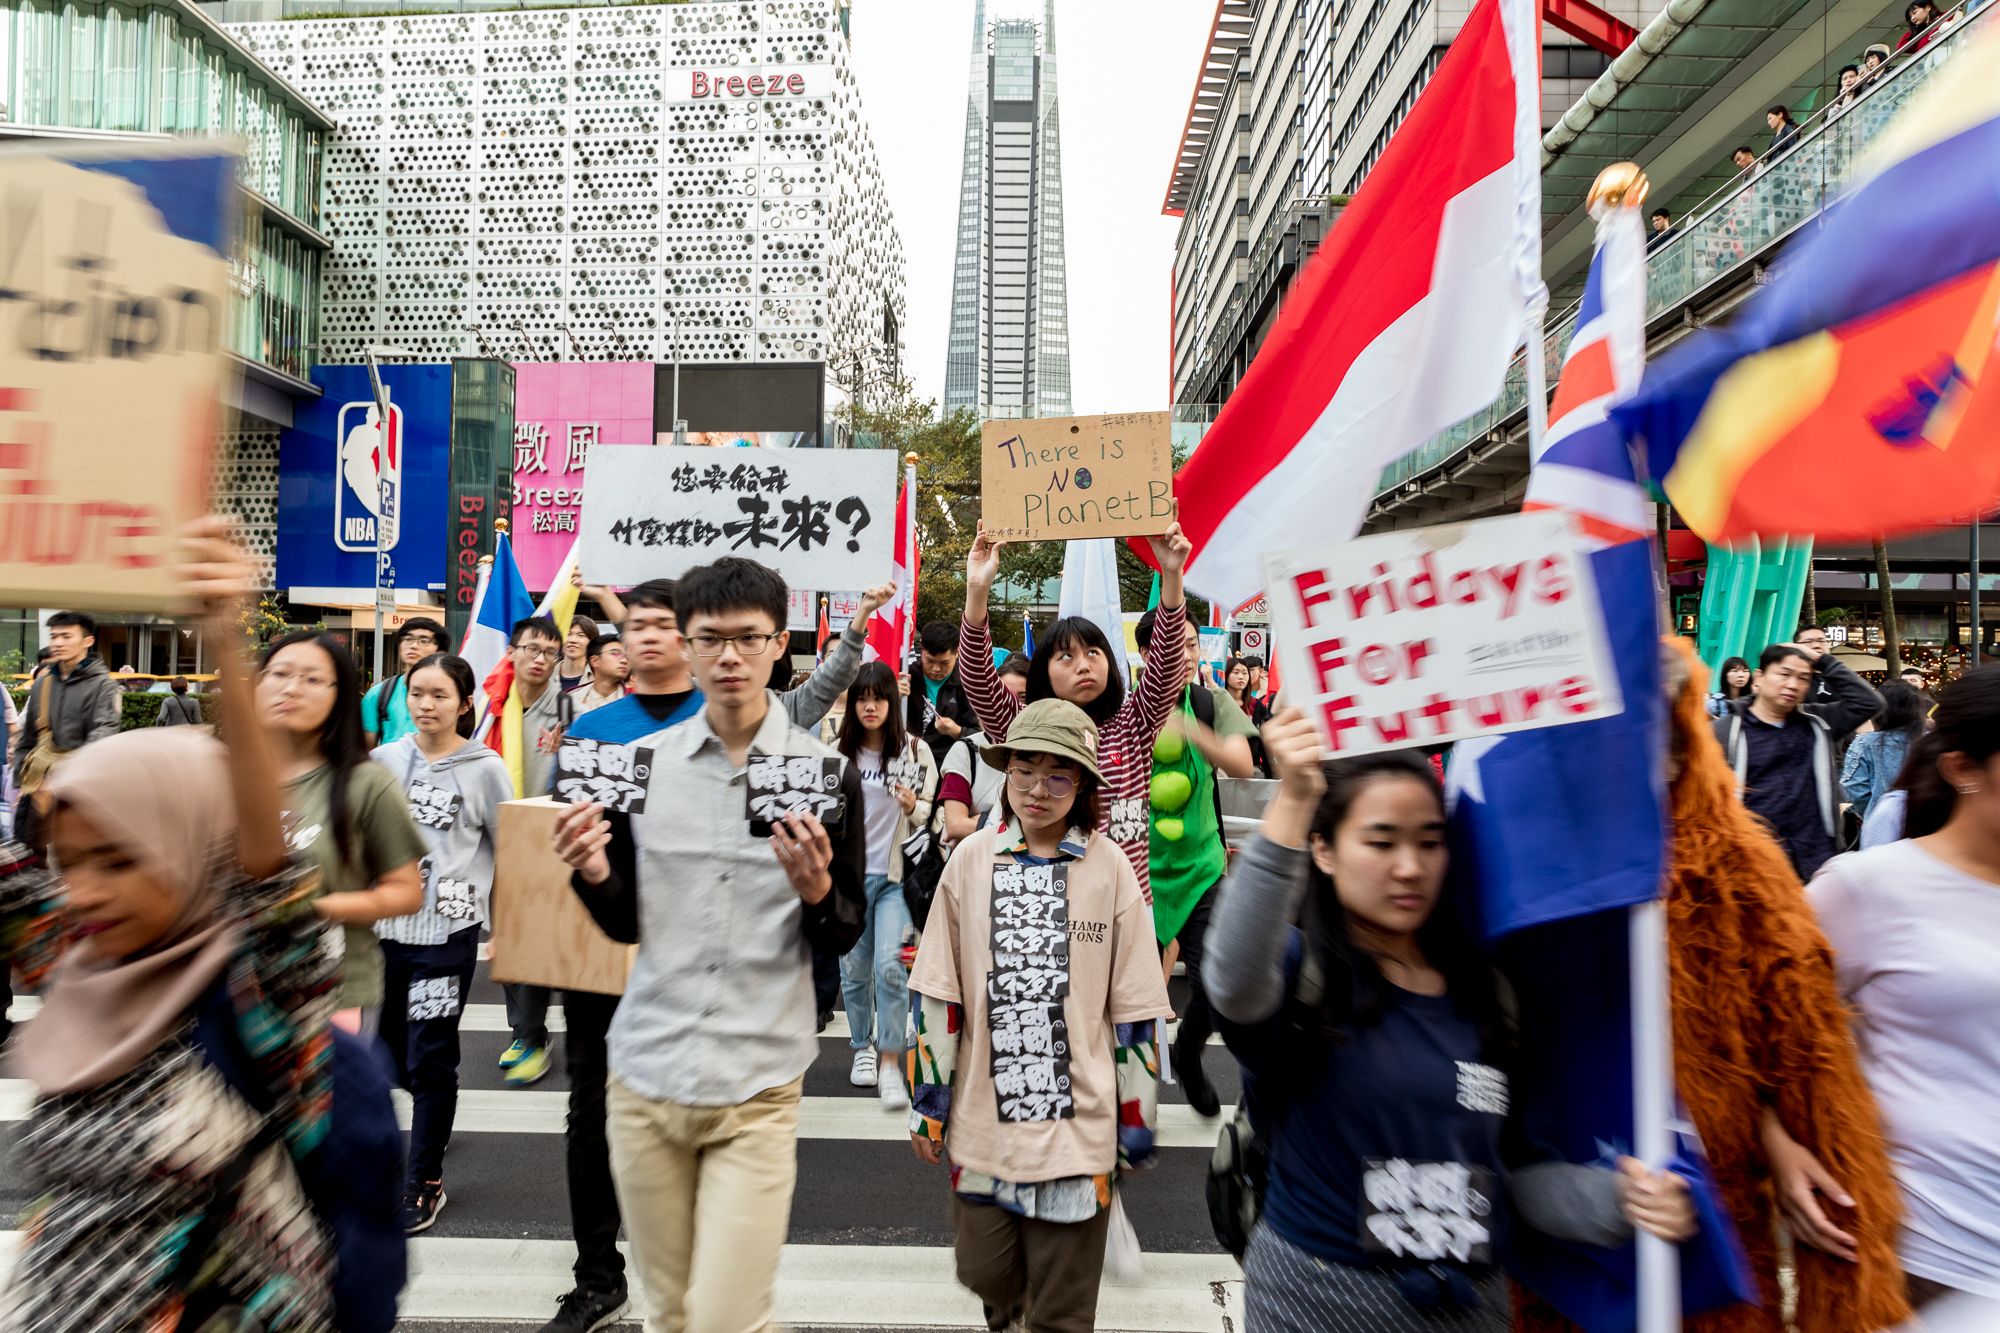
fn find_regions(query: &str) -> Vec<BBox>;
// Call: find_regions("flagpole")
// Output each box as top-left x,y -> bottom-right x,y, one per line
1632,898 -> 1680,1333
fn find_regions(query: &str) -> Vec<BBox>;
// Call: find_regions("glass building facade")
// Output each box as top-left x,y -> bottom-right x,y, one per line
0,0 -> 327,383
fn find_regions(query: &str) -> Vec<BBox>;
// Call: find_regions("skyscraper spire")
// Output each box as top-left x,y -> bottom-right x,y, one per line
944,0 -> 1070,421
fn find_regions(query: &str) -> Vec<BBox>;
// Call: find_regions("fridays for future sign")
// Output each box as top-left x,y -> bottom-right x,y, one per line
1261,510 -> 1622,758
580,444 -> 897,589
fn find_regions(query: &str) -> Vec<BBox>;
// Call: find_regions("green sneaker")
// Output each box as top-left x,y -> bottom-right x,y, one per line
505,1044 -> 552,1086
498,1039 -> 530,1070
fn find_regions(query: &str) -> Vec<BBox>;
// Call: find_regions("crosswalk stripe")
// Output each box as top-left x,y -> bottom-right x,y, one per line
0,1233 -> 1242,1330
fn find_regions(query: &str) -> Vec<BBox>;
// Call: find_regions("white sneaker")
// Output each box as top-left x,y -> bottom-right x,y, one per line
878,1058 -> 910,1112
849,1047 -> 878,1088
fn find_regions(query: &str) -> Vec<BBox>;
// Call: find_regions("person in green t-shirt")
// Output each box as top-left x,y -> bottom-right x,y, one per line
260,630 -> 429,1023
362,616 -> 447,748
1134,608 -> 1258,1118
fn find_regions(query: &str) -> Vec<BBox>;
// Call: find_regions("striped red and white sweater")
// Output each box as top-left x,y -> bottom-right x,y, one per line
958,603 -> 1188,905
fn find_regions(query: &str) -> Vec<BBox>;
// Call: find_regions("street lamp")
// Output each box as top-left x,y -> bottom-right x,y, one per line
364,343 -> 421,685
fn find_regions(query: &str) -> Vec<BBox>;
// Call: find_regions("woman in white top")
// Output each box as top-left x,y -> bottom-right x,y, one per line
1809,665 -> 2000,1317
834,660 -> 938,1110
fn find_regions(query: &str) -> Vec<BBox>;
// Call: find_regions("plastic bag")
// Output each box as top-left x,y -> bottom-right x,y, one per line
1103,1190 -> 1144,1286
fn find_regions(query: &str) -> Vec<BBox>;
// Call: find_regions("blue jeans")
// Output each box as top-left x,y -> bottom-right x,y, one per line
840,873 -> 910,1055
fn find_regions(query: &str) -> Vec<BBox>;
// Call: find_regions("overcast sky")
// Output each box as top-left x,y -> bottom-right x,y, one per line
847,0 -> 1217,416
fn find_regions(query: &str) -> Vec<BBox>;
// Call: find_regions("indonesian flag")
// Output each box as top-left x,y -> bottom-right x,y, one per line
1522,195 -> 1651,546
864,464 -> 919,668
1173,0 -> 1546,608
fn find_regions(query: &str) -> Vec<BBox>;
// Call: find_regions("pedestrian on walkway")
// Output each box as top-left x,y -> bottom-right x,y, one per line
907,620 -> 982,763
529,573 -> 887,1333
3,523 -> 406,1333
552,555 -> 866,1333
836,659 -> 937,1112
1134,607 -> 1257,1119
907,699 -> 1171,1333
498,614 -> 572,1087
1810,665 -> 2000,1320
558,613 -> 601,693
361,616 -> 446,748
558,633 -> 631,731
958,516 -> 1195,906
1706,655 -> 1753,718
14,610 -> 121,827
260,630 -> 427,1028
1207,713 -> 1697,1331
1714,641 -> 1883,879
1840,679 -> 1926,823
154,675 -> 205,727
373,651 -> 513,1235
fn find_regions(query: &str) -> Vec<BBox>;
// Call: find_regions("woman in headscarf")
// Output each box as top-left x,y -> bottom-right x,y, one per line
0,522 -> 377,1333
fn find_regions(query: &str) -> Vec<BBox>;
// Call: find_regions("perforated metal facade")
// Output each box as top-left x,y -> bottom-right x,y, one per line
225,0 -> 905,394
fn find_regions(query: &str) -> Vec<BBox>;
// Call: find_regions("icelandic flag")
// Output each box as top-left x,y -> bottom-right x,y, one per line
1449,199 -> 1755,1330
865,466 -> 919,668
1171,0 -> 1546,606
461,531 -> 536,792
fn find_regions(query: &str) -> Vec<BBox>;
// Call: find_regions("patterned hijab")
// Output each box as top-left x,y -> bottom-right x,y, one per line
12,729 -> 242,1095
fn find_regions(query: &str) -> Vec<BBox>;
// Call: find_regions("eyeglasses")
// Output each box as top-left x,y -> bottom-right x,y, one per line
690,632 -> 776,657
514,645 -> 561,663
261,667 -> 335,694
1006,768 -> 1075,797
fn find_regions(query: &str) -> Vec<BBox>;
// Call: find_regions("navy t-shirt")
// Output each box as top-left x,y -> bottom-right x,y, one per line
1225,932 -> 1511,1267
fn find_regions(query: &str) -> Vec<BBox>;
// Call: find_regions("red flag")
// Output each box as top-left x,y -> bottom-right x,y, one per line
1172,0 -> 1545,609
865,467 -> 919,669
817,603 -> 831,655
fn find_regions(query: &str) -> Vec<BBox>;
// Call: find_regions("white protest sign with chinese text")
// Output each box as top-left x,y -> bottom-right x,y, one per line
580,446 -> 897,589
1261,511 -> 1621,759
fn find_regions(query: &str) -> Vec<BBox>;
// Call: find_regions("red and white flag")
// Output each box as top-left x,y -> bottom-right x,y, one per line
1174,0 -> 1546,608
864,463 -> 919,668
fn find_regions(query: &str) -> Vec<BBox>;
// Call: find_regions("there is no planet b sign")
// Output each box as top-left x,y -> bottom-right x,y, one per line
980,411 -> 1175,544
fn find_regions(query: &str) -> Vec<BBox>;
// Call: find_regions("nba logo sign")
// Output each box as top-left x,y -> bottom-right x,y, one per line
334,398 -> 404,552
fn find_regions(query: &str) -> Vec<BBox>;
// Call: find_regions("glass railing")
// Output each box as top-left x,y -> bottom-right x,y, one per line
1371,0 -> 1992,500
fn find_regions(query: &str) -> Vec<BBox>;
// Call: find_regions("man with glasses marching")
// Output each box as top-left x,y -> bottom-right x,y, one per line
362,616 -> 448,747
551,557 -> 866,1333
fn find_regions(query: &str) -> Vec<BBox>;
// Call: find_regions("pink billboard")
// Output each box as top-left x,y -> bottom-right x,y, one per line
511,363 -> 655,591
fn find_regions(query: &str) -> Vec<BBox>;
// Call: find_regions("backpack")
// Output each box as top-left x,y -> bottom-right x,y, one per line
900,739 -> 957,930
1205,945 -> 1324,1260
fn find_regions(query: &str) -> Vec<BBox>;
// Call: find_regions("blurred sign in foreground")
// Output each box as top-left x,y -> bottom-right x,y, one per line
1262,510 -> 1623,758
0,140 -> 235,611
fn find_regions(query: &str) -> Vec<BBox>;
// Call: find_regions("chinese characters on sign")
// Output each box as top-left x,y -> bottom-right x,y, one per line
988,861 -> 1073,1123
745,755 -> 846,834
515,420 -> 590,537
581,445 -> 897,590
553,739 -> 654,815
1261,511 -> 1623,760
407,781 -> 463,830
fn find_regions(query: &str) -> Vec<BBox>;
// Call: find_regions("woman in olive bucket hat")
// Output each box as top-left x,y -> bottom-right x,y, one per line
905,699 -> 1171,1331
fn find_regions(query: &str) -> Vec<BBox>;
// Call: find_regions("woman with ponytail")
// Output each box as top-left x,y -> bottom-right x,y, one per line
1810,665 -> 2000,1321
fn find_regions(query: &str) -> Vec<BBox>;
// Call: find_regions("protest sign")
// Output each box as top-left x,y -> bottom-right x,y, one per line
745,754 -> 846,836
1261,510 -> 1621,758
580,445 -> 897,589
553,738 -> 654,814
981,412 -> 1174,543
0,141 -> 236,612
491,797 -> 636,995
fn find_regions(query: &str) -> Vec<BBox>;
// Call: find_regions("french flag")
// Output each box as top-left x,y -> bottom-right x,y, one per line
459,530 -> 536,741
1174,0 -> 1546,607
1522,198 -> 1653,545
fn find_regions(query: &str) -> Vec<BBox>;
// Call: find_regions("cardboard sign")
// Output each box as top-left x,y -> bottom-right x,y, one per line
490,797 -> 636,995
0,142 -> 235,612
580,444 -> 897,590
980,412 -> 1174,543
553,738 -> 654,814
1261,510 -> 1622,758
745,754 -> 846,835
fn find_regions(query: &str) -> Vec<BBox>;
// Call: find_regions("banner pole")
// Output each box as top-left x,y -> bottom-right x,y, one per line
1524,308 -> 1549,463
1631,897 -> 1680,1333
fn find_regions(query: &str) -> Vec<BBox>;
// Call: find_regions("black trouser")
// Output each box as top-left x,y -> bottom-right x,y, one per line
504,981 -> 552,1049
561,987 -> 626,1296
810,945 -> 841,1015
1170,882 -> 1218,1062
380,928 -> 480,1183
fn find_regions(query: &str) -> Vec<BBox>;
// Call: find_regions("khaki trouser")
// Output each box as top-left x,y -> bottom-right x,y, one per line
606,1073 -> 803,1333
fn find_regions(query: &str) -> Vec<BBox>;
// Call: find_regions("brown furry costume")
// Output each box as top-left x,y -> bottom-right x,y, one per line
1514,640 -> 1909,1333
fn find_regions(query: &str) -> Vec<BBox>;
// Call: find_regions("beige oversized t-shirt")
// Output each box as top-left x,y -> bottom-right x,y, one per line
908,823 -> 1169,1183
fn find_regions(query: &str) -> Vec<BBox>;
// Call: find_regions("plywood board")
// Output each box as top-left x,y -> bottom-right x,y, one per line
491,797 -> 635,996
980,412 -> 1174,543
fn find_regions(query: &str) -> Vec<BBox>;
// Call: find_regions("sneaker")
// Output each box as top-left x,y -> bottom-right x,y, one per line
878,1058 -> 909,1112
400,1179 -> 446,1235
849,1046 -> 878,1088
816,1008 -> 833,1035
505,1044 -> 552,1086
498,1038 -> 530,1070
536,1285 -> 630,1333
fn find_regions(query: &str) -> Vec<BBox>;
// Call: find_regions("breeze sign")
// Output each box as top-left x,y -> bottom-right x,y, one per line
675,67 -> 829,101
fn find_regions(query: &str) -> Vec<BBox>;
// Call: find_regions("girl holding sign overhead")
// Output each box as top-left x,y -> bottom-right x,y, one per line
959,516 -> 1195,906
832,660 -> 938,1112
371,652 -> 514,1235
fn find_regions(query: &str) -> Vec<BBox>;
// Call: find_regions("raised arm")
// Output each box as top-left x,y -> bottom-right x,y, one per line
182,517 -> 288,880
1127,514 -> 1196,742
1206,710 -> 1323,1025
784,583 -> 894,731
